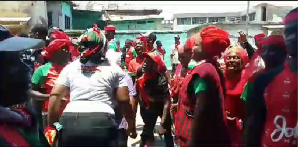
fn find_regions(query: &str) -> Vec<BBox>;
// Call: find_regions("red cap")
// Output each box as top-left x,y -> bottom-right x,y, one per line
105,25 -> 116,31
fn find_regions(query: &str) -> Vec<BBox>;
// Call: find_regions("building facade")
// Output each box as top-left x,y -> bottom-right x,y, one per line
173,3 -> 294,31
107,17 -> 164,30
0,1 -> 47,34
72,9 -> 105,30
47,1 -> 73,30
103,9 -> 164,30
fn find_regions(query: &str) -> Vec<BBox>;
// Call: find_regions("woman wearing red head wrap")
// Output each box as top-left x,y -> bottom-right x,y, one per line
175,26 -> 231,147
245,8 -> 297,147
31,30 -> 72,132
223,45 -> 249,146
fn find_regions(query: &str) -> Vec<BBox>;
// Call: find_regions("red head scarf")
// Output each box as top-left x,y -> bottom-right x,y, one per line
185,33 -> 199,51
200,26 -> 231,57
143,52 -> 166,74
43,30 -> 73,60
243,35 -> 286,82
284,7 -> 298,25
135,35 -> 148,50
254,33 -> 265,46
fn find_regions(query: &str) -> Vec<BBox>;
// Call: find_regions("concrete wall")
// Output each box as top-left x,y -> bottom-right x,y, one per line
62,2 -> 72,29
47,2 -> 62,28
108,18 -> 163,30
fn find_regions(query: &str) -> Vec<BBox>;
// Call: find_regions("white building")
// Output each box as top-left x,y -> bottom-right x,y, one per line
173,3 -> 294,31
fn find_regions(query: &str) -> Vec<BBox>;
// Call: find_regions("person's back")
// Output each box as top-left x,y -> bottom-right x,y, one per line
46,27 -> 137,147
61,59 -> 124,113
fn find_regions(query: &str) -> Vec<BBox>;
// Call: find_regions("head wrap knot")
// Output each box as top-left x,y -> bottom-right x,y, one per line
43,30 -> 72,59
200,26 -> 230,57
78,24 -> 107,63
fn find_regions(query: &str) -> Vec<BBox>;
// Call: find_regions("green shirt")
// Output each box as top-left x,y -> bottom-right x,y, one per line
241,82 -> 253,102
192,75 -> 208,94
132,49 -> 137,57
31,62 -> 52,86
108,40 -> 118,52
186,59 -> 208,94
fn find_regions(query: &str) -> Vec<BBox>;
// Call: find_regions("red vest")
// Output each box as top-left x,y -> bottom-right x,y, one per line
261,63 -> 298,147
175,63 -> 230,146
171,64 -> 188,98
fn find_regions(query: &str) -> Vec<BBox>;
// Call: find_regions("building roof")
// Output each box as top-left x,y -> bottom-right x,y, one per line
0,17 -> 31,22
105,9 -> 162,15
103,15 -> 164,21
174,3 -> 294,18
174,12 -> 240,18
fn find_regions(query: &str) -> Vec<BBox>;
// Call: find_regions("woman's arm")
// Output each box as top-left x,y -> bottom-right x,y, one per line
47,65 -> 70,127
243,41 -> 256,59
30,84 -> 49,101
48,85 -> 69,127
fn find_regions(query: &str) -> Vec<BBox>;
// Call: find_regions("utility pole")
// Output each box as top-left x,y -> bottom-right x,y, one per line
246,1 -> 250,37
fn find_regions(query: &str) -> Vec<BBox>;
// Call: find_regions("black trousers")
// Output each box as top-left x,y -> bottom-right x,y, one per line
117,128 -> 128,147
140,102 -> 174,147
57,112 -> 118,147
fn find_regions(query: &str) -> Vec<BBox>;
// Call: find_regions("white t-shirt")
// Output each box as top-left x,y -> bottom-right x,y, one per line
55,59 -> 128,114
171,44 -> 180,64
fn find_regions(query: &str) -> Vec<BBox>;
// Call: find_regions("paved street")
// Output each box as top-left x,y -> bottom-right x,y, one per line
127,106 -> 165,147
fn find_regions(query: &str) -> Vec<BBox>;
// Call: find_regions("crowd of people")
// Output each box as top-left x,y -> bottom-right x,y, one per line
0,7 -> 297,147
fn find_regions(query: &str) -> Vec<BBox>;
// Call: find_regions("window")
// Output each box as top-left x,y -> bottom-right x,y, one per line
208,17 -> 226,23
65,15 -> 70,29
262,6 -> 267,21
147,20 -> 154,23
249,13 -> 256,21
217,17 -> 226,22
177,17 -> 191,25
241,15 -> 247,21
208,17 -> 218,23
192,17 -> 207,24
47,12 -> 52,28
137,21 -> 146,24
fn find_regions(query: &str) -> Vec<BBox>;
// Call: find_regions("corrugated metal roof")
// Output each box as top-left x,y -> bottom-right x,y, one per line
103,15 -> 164,21
0,17 -> 31,22
262,25 -> 284,29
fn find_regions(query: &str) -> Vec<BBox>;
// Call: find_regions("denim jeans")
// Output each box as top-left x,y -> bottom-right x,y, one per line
57,112 -> 118,147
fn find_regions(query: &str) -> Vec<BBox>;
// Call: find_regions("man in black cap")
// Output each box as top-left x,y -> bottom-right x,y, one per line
0,25 -> 49,146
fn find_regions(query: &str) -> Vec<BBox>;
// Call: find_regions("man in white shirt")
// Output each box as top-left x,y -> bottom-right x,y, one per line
47,27 -> 137,146
170,35 -> 181,76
